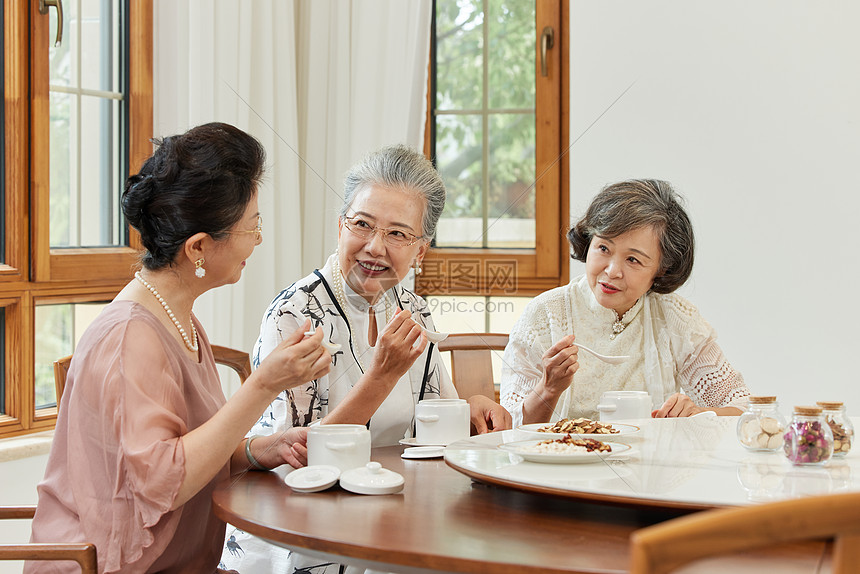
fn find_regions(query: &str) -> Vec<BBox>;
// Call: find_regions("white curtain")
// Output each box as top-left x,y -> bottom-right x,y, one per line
153,0 -> 432,395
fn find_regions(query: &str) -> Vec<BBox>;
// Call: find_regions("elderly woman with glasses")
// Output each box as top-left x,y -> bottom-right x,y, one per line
220,144 -> 510,573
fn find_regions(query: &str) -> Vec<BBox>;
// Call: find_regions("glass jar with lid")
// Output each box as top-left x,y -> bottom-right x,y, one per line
783,406 -> 834,466
816,401 -> 853,457
736,396 -> 786,452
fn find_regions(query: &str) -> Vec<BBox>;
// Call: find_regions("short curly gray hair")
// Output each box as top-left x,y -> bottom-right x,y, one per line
340,144 -> 446,239
567,179 -> 695,294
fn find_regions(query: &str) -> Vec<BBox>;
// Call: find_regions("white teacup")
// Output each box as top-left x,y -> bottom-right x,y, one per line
596,391 -> 652,422
307,424 -> 371,472
415,399 -> 469,445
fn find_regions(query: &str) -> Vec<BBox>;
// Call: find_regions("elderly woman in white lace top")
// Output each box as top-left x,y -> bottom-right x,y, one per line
500,179 -> 750,426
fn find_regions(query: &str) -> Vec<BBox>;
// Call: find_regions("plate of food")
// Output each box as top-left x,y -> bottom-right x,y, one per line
499,436 -> 631,464
517,418 -> 640,438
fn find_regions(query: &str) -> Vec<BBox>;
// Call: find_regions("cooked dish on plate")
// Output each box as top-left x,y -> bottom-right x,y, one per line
526,435 -> 612,454
539,417 -> 619,434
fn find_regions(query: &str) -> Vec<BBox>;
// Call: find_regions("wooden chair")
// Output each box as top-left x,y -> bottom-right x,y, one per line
437,333 -> 508,403
0,507 -> 97,573
53,345 -> 251,404
629,490 -> 860,574
210,345 -> 252,384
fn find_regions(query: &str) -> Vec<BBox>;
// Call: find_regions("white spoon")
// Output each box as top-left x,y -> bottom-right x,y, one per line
305,330 -> 342,354
421,327 -> 448,344
573,342 -> 630,365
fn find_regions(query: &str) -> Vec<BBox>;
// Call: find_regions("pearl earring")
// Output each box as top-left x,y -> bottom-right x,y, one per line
413,260 -> 422,275
194,258 -> 206,278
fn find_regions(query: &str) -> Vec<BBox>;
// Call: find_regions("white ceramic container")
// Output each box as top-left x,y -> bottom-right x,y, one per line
307,424 -> 371,472
415,398 -> 470,445
596,391 -> 651,422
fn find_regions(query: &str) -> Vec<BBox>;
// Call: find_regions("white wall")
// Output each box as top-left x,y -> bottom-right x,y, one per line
569,1 -> 860,410
0,454 -> 49,574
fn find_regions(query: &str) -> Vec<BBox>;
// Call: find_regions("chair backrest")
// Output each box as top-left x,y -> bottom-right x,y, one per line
210,345 -> 252,384
53,354 -> 72,407
437,333 -> 508,402
53,346 -> 251,407
0,507 -> 97,573
629,491 -> 860,574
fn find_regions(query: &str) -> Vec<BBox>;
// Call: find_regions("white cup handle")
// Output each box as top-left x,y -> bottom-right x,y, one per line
326,441 -> 355,451
416,414 -> 440,423
597,404 -> 616,412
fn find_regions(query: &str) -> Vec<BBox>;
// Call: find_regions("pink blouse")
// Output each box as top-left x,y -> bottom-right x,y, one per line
26,301 -> 229,573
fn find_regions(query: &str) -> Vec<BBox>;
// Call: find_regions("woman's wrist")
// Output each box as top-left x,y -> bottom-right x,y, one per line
240,370 -> 284,404
245,436 -> 271,471
535,375 -> 567,404
521,380 -> 564,424
362,364 -> 400,392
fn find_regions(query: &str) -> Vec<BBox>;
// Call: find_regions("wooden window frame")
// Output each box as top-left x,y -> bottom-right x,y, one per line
0,0 -> 152,438
29,0 -> 149,283
418,0 -> 570,299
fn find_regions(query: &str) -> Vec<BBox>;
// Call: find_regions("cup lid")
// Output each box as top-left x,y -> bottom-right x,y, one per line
339,462 -> 405,495
284,465 -> 341,493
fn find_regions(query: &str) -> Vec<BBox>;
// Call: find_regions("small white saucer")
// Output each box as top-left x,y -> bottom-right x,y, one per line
401,446 -> 444,459
284,465 -> 340,493
399,437 -> 449,447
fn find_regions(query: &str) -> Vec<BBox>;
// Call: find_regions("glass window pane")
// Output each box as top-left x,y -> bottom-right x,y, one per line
487,113 -> 535,248
48,0 -> 75,87
436,0 -> 483,111
81,0 -> 121,92
34,302 -> 107,409
426,295 -> 487,335
49,0 -> 126,249
79,95 -> 123,246
435,114 -> 483,247
487,0 -> 535,110
428,296 -> 528,388
434,1 -> 538,251
50,91 -> 75,247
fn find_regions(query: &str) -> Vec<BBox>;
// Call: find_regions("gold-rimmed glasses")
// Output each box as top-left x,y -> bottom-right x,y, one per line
226,215 -> 263,243
342,215 -> 424,248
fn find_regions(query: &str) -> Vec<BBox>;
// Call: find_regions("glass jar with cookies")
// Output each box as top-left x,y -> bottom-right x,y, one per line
816,401 -> 853,457
736,396 -> 786,452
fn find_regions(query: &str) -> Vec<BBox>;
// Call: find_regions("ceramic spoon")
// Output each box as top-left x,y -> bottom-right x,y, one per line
573,342 -> 630,365
420,326 -> 448,344
305,330 -> 342,354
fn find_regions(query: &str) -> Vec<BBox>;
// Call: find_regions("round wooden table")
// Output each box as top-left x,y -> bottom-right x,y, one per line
212,445 -> 829,574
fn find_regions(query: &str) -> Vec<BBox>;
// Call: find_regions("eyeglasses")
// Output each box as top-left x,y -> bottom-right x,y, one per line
226,215 -> 263,243
342,216 -> 424,248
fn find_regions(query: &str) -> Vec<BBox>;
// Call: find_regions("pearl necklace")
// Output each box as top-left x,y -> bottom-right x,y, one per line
331,256 -> 393,372
134,271 -> 199,353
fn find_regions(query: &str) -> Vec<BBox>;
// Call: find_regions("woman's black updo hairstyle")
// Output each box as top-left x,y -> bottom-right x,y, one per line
122,122 -> 266,270
567,179 -> 695,294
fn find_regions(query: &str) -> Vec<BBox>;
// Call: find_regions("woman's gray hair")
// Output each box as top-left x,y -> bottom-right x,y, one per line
340,144 -> 446,239
567,179 -> 695,294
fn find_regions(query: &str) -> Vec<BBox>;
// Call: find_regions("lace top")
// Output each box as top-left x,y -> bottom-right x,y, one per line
500,275 -> 750,426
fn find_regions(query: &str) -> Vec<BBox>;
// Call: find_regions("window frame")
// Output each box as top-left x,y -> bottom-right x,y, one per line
29,0 -> 149,283
418,0 -> 570,299
0,0 -> 152,438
